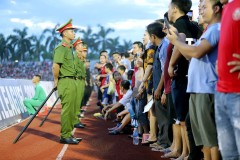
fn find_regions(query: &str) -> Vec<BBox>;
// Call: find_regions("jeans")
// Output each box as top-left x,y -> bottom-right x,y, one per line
131,92 -> 149,126
215,91 -> 240,160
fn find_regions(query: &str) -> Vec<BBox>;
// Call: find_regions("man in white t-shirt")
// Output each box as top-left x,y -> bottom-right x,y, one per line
102,80 -> 133,135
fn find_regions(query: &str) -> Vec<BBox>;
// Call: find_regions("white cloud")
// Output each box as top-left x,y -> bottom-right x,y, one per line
54,0 -> 95,6
131,0 -> 167,7
10,18 -> 56,29
10,0 -> 16,5
106,19 -> 154,30
37,21 -> 55,29
10,18 -> 33,27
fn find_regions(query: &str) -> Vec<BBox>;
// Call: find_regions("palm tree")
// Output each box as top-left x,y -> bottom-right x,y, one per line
0,34 -> 7,61
30,33 -> 46,61
107,37 -> 120,54
6,27 -> 32,61
79,26 -> 98,56
43,24 -> 60,55
118,39 -> 132,52
93,25 -> 114,51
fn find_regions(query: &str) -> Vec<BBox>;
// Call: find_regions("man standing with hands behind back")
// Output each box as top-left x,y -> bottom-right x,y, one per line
72,37 -> 86,129
52,19 -> 80,144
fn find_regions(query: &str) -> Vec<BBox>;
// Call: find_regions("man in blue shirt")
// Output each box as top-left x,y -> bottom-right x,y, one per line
147,21 -> 170,150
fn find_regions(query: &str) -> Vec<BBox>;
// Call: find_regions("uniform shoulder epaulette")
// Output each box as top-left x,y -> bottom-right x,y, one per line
62,42 -> 71,48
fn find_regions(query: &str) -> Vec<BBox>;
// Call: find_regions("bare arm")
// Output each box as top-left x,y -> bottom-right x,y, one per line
154,73 -> 164,100
107,102 -> 122,112
228,53 -> 240,79
167,29 -> 212,59
168,33 -> 187,78
138,65 -> 153,92
104,102 -> 123,120
142,65 -> 153,83
117,109 -> 129,117
94,63 -> 103,69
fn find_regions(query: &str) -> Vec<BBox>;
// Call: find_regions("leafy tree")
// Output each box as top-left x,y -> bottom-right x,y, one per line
0,25 -> 133,61
79,26 -> 99,58
30,33 -> 46,61
0,34 -> 7,61
6,27 -> 32,61
118,39 -> 132,53
107,37 -> 120,54
93,25 -> 114,51
43,25 -> 60,55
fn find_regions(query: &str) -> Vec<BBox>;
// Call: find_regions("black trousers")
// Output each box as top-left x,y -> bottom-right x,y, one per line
82,85 -> 93,106
185,113 -> 203,160
155,100 -> 171,148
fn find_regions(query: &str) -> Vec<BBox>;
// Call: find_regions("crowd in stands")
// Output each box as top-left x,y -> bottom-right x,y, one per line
0,61 -> 53,81
93,0 -> 240,160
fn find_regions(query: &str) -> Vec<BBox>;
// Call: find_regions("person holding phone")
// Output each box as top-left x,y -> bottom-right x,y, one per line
167,0 -> 223,159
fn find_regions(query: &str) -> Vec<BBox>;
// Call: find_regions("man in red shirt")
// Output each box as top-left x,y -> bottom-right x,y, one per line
215,0 -> 240,159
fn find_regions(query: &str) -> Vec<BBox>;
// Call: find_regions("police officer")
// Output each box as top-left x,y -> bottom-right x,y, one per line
72,38 -> 86,128
52,19 -> 81,144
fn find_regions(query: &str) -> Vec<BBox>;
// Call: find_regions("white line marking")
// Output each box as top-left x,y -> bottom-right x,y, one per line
56,128 -> 77,160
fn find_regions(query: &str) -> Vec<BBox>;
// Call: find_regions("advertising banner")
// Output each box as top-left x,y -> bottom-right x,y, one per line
0,79 -> 58,129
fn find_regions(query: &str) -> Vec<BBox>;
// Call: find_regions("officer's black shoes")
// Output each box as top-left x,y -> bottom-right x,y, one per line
80,122 -> 87,127
71,135 -> 83,142
60,137 -> 79,144
74,123 -> 85,128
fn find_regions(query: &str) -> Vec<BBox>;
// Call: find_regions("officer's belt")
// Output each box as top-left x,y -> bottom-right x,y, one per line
76,76 -> 85,80
59,76 -> 77,80
59,76 -> 85,80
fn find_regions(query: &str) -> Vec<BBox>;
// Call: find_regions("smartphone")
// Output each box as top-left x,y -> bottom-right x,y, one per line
164,17 -> 170,34
187,10 -> 193,21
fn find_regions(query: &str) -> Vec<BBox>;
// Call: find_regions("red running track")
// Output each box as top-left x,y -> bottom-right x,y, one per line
0,92 -> 169,160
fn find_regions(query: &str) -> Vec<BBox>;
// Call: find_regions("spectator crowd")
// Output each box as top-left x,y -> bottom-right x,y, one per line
0,0 -> 239,159
0,61 -> 53,81
93,0 -> 240,160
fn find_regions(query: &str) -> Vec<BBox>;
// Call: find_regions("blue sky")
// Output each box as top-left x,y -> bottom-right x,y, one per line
1,0 -> 199,43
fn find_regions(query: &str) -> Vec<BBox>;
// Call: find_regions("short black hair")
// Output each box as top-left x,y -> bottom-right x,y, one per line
112,51 -> 121,56
147,22 -> 166,39
212,1 -> 223,15
127,70 -> 134,80
35,74 -> 41,80
117,65 -> 126,72
100,50 -> 108,55
122,52 -> 130,58
113,71 -> 120,78
155,19 -> 164,24
120,80 -> 130,90
171,0 -> 192,14
133,41 -> 143,51
105,63 -> 113,71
